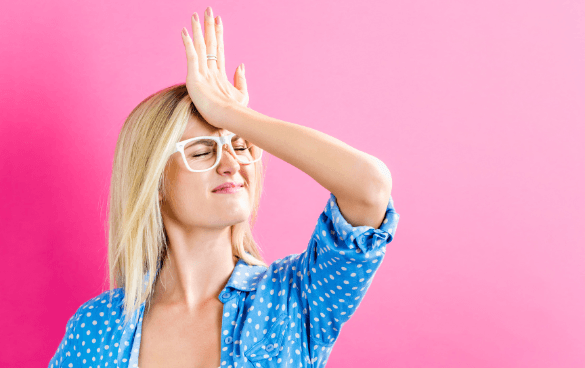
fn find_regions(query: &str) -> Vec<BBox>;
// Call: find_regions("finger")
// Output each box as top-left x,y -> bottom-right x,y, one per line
215,15 -> 228,81
191,12 -> 207,74
234,63 -> 249,105
204,7 -> 219,71
181,27 -> 199,78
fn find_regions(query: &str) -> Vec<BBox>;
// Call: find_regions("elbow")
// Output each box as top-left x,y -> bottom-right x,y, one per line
365,156 -> 393,206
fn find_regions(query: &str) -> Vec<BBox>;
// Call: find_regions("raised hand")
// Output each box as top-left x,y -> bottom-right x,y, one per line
181,6 -> 249,129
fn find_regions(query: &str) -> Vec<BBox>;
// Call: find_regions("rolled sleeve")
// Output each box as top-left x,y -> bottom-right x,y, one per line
325,192 -> 399,253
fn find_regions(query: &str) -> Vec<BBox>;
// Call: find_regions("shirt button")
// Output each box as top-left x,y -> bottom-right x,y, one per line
222,292 -> 231,300
224,336 -> 233,344
358,236 -> 366,245
265,344 -> 274,352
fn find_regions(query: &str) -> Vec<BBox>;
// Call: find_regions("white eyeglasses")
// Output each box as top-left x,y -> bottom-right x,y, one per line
174,133 -> 263,172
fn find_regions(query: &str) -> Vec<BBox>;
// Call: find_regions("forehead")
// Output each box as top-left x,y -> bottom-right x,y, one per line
181,114 -> 233,141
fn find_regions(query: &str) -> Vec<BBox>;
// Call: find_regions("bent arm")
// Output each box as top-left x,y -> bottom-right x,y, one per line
219,103 -> 392,226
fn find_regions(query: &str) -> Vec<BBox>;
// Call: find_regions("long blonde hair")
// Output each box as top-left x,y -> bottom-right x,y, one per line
106,83 -> 268,327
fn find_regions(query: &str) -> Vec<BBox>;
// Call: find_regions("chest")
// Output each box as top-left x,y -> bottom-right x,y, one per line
137,301 -> 224,368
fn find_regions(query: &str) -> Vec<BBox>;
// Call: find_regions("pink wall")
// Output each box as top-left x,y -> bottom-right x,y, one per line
1,0 -> 584,366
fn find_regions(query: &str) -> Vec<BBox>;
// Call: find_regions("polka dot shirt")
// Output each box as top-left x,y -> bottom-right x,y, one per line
49,192 -> 400,368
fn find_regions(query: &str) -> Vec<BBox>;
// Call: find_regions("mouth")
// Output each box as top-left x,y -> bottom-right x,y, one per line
213,185 -> 244,194
212,183 -> 245,192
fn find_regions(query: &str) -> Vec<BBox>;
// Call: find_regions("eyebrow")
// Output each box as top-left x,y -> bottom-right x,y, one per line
194,134 -> 243,145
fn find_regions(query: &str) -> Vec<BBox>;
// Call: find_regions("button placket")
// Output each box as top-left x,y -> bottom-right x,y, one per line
220,289 -> 239,367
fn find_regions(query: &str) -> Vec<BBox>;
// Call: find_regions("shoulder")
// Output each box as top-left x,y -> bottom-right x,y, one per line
73,288 -> 125,325
78,288 -> 124,311
252,254 -> 303,294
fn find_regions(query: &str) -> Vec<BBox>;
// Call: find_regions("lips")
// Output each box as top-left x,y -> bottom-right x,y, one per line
213,182 -> 244,192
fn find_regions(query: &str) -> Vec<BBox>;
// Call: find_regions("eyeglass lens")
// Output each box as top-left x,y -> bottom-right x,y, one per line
183,136 -> 261,170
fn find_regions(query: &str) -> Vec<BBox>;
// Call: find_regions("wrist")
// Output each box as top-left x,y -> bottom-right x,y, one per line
219,102 -> 250,130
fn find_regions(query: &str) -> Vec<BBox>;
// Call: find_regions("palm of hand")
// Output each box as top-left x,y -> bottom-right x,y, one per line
181,7 -> 249,128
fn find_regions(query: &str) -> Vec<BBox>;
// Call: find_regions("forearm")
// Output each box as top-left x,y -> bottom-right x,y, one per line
219,103 -> 392,206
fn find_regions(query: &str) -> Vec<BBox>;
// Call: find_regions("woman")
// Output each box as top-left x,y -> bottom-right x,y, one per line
49,6 -> 400,368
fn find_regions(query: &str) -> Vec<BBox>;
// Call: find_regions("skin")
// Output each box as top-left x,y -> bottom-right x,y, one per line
153,112 -> 255,312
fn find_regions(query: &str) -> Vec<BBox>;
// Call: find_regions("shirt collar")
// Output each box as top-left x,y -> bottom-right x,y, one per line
142,253 -> 268,293
224,256 -> 268,292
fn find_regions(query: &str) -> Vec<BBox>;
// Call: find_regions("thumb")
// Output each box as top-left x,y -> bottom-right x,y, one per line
234,63 -> 248,96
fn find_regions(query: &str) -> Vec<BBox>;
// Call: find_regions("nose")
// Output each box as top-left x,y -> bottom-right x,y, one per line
218,143 -> 240,165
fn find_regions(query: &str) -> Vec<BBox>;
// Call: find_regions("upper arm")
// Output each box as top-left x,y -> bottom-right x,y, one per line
335,188 -> 392,229
48,309 -> 80,368
291,192 -> 400,345
335,160 -> 393,229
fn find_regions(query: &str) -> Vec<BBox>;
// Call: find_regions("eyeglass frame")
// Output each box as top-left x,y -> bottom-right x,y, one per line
174,132 -> 263,173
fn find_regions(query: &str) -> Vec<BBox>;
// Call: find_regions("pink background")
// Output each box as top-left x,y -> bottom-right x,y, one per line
1,0 -> 584,367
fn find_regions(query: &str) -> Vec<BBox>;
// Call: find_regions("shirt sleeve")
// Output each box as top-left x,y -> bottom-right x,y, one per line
48,308 -> 81,368
293,192 -> 400,345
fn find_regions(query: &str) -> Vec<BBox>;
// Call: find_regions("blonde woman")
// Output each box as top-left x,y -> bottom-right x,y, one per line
49,6 -> 400,368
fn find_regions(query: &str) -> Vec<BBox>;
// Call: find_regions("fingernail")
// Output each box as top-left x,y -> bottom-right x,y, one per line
242,63 -> 245,73
206,7 -> 212,18
182,27 -> 187,37
192,13 -> 199,22
215,16 -> 220,25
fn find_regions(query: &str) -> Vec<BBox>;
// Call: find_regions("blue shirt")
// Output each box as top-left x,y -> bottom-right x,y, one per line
49,192 -> 400,368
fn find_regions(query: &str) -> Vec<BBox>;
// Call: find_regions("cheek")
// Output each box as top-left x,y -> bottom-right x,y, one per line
164,164 -> 205,202
243,168 -> 255,190
165,179 -> 209,221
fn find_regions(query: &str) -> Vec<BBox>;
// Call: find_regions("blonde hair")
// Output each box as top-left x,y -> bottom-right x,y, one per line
106,83 -> 268,327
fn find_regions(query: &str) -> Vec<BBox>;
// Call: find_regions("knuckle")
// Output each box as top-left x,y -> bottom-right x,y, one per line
206,39 -> 217,48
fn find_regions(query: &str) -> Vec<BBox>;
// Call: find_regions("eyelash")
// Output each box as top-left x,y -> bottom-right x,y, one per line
193,147 -> 249,157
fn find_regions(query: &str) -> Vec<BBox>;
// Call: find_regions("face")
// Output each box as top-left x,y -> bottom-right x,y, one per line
158,114 -> 255,230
